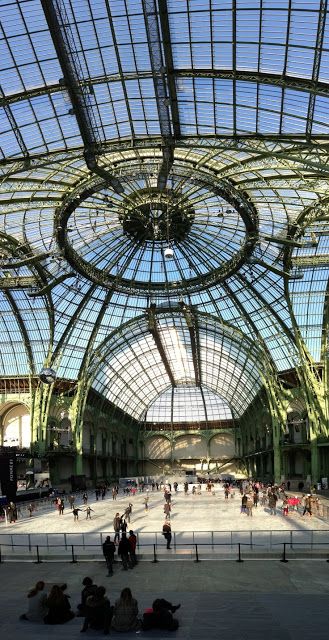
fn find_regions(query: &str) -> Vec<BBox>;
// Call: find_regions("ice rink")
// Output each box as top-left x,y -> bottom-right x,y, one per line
1,484 -> 328,537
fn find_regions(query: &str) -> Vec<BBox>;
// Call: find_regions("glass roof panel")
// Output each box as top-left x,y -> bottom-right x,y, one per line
146,386 -> 233,423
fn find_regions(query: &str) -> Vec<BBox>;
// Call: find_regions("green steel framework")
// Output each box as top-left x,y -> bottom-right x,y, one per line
0,0 -> 329,482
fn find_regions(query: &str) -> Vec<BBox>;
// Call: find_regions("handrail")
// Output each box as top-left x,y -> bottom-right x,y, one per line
1,540 -> 329,564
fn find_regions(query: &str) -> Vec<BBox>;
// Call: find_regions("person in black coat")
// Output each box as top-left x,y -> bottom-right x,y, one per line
44,585 -> 74,624
102,536 -> 116,575
162,520 -> 172,549
81,586 -> 113,634
120,515 -> 128,533
77,577 -> 98,616
142,599 -> 180,631
118,532 -> 131,570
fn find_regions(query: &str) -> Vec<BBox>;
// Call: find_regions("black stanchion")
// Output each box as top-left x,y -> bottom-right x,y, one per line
35,545 -> 42,564
195,544 -> 199,562
280,542 -> 288,563
236,543 -> 244,563
71,545 -> 77,563
0,545 -> 2,563
152,544 -> 158,563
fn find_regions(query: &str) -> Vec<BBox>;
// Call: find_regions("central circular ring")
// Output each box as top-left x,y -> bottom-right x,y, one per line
56,178 -> 258,295
118,189 -> 195,242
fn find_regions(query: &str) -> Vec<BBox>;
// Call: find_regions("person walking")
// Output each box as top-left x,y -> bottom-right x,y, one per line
59,499 -> 65,515
112,487 -> 117,500
144,496 -> 149,512
162,520 -> 172,549
118,532 -> 131,570
128,530 -> 137,566
102,535 -> 116,576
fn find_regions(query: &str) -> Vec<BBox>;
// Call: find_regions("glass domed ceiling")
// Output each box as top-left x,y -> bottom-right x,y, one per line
56,168 -> 257,294
0,0 -> 329,422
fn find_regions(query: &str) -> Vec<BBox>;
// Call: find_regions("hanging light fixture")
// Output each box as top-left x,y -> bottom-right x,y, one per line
164,246 -> 174,259
39,368 -> 57,384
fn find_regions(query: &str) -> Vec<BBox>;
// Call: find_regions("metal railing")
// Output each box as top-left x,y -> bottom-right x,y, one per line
1,539 -> 329,564
0,529 -> 329,561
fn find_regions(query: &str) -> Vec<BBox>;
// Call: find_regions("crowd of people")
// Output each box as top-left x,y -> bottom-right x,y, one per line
237,480 -> 323,517
20,576 -> 181,633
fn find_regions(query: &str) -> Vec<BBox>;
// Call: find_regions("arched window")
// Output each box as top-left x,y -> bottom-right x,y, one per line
2,405 -> 31,448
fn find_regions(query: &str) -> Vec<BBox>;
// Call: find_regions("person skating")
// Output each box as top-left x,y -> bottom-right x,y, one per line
113,512 -> 121,543
72,507 -> 82,521
164,502 -> 171,519
84,505 -> 94,519
124,502 -> 133,523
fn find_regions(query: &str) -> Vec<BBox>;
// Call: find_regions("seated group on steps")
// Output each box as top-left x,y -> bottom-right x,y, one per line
20,576 -> 181,633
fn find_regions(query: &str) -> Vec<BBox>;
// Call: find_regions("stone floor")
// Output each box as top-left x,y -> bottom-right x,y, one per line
1,487 -> 329,639
1,559 -> 329,639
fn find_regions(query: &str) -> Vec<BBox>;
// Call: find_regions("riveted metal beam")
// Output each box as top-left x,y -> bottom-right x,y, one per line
146,305 -> 176,387
306,0 -> 328,138
142,0 -> 173,189
40,0 -> 124,195
180,302 -> 200,387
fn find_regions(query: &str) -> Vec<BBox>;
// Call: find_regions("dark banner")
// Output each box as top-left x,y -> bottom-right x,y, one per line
0,447 -> 17,501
